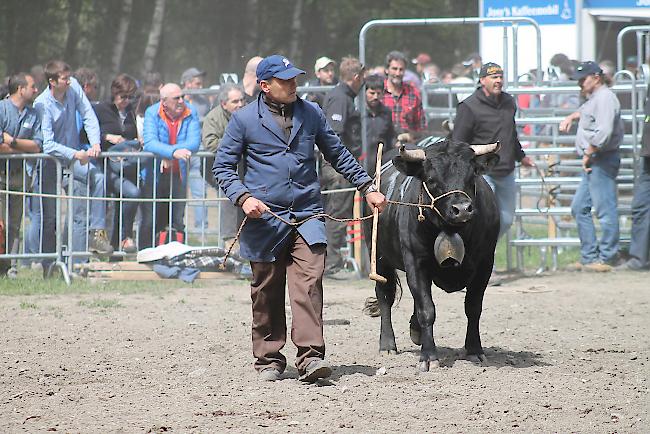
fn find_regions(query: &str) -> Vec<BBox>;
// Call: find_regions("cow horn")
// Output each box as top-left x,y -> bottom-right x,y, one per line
398,144 -> 426,161
470,142 -> 500,156
442,119 -> 454,132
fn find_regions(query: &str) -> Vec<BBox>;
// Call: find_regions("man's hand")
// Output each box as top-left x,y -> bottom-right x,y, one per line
520,156 -> 535,167
582,154 -> 592,173
173,149 -> 192,161
242,197 -> 269,219
87,144 -> 101,158
558,117 -> 572,133
106,134 -> 125,145
365,191 -> 387,213
2,132 -> 13,145
74,150 -> 90,165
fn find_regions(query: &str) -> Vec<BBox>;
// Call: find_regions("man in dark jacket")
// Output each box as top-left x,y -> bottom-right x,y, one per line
619,82 -> 650,270
320,57 -> 365,277
452,62 -> 534,238
214,55 -> 385,383
364,73 -> 395,176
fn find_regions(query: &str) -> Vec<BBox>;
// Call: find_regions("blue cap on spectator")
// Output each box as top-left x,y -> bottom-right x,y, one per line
572,61 -> 602,80
256,55 -> 305,82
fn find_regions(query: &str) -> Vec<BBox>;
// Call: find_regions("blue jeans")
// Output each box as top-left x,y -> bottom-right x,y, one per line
570,151 -> 620,264
32,160 -> 107,267
484,171 -> 516,239
629,158 -> 650,266
188,156 -> 207,229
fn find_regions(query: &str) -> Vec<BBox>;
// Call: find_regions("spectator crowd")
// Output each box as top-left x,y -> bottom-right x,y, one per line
0,48 -> 648,280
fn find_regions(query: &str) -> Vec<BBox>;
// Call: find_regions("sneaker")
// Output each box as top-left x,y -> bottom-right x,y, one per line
583,261 -> 612,272
120,237 -> 137,254
298,359 -> 332,383
259,367 -> 281,382
89,230 -> 114,256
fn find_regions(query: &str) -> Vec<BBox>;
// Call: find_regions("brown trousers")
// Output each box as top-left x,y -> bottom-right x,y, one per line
250,232 -> 326,374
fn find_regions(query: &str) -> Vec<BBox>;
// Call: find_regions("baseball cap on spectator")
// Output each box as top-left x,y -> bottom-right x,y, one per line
257,55 -> 306,82
314,56 -> 335,74
411,53 -> 432,65
180,67 -> 206,84
462,52 -> 482,67
479,62 -> 503,78
571,61 -> 602,80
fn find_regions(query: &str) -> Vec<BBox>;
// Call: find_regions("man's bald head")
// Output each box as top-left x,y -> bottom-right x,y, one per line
245,56 -> 263,74
159,83 -> 186,118
160,83 -> 182,99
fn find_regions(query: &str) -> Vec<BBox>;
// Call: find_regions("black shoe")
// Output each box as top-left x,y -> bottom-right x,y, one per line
299,359 -> 332,383
615,257 -> 647,271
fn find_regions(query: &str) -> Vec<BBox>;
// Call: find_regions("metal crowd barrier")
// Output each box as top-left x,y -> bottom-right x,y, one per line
0,151 -> 363,283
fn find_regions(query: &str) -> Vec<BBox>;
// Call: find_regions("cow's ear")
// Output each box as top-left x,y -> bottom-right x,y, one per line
393,156 -> 424,177
472,153 -> 500,175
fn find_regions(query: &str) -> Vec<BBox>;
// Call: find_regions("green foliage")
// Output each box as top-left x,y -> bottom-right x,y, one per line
19,301 -> 38,309
0,0 -> 479,91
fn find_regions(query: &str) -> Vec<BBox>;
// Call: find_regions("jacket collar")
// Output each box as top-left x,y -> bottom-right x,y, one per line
256,93 -> 304,145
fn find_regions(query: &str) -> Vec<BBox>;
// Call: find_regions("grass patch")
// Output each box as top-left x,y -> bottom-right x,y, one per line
0,268 -> 217,296
495,223 -> 582,271
19,301 -> 38,309
78,298 -> 123,309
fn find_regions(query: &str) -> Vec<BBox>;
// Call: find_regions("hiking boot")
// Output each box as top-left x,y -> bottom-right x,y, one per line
299,359 -> 332,383
259,368 -> 281,382
120,237 -> 137,254
89,230 -> 114,256
583,261 -> 612,272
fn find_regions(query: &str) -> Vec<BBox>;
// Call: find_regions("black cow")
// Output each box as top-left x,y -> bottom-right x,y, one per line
364,137 -> 500,371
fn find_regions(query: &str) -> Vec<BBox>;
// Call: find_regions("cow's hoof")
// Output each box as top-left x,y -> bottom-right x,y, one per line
466,353 -> 487,364
418,360 -> 430,372
379,349 -> 398,356
409,328 -> 421,345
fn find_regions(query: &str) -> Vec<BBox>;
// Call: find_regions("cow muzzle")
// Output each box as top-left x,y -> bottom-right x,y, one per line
446,197 -> 474,224
434,232 -> 465,268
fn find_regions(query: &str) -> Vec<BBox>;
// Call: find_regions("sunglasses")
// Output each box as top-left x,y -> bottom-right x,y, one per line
120,94 -> 137,101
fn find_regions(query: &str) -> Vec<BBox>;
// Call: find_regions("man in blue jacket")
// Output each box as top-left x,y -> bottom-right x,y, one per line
141,83 -> 200,248
214,55 -> 386,383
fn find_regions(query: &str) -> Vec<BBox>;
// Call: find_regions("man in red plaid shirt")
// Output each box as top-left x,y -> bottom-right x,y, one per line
382,51 -> 427,140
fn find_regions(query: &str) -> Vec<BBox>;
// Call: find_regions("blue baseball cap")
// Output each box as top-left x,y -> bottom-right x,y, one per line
256,55 -> 305,82
572,61 -> 602,80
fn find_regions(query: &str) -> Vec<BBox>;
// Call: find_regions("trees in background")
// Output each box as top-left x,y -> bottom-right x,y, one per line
0,0 -> 477,92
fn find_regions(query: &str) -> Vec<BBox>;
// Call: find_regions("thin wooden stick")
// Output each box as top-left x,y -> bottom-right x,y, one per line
369,143 -> 387,284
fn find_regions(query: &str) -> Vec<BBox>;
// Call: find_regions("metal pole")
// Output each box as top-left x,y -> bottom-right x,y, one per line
617,25 -> 650,71
513,23 -> 519,87
502,26 -> 509,89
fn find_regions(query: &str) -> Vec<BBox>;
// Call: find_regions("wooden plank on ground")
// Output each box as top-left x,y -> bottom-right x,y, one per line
86,270 -> 237,280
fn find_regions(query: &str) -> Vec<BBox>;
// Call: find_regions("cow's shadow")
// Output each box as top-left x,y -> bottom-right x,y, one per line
399,345 -> 550,368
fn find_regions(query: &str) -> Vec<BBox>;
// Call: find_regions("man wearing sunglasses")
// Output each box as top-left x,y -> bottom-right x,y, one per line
141,83 -> 200,248
559,61 -> 624,272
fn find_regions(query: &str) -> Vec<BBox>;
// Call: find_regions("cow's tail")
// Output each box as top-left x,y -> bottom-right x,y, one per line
362,269 -> 402,317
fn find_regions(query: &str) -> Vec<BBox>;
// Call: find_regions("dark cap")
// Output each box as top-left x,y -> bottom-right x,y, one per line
256,55 -> 305,82
479,62 -> 503,78
571,61 -> 602,80
180,67 -> 206,85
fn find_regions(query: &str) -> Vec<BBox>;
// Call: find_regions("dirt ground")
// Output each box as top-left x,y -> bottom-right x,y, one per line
1,270 -> 648,433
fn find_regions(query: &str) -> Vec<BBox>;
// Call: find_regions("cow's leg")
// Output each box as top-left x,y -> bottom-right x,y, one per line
404,264 -> 437,371
464,261 -> 490,364
375,261 -> 398,355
